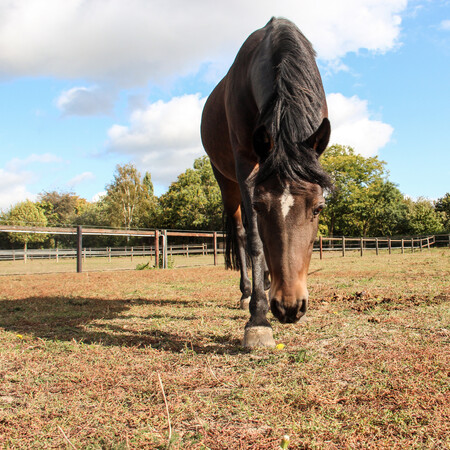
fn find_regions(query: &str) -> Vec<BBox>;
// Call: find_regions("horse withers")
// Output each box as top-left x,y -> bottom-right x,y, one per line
201,17 -> 332,348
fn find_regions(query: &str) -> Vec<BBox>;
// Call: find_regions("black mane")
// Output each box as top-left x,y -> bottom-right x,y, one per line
255,18 -> 333,190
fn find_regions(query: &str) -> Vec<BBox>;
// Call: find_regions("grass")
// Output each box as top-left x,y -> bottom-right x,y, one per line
0,253 -> 226,275
0,249 -> 449,448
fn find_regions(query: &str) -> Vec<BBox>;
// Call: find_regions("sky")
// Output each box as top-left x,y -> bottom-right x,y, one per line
0,0 -> 449,211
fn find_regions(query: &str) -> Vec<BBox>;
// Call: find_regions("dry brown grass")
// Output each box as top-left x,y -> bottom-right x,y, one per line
0,249 -> 449,449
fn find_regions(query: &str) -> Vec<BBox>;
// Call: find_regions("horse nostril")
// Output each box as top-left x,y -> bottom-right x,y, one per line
271,298 -> 309,324
299,298 -> 308,314
295,298 -> 308,321
270,299 -> 286,323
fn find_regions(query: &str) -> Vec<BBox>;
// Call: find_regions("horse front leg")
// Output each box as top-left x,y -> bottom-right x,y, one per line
240,183 -> 275,348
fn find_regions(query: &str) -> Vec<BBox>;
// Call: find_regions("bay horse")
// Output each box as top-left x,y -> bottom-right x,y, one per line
201,18 -> 332,347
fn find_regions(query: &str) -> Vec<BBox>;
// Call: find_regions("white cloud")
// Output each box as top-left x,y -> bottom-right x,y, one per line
0,153 -> 64,210
107,91 -> 393,188
92,191 -> 106,203
0,0 -> 407,85
327,93 -> 394,156
0,168 -> 36,211
67,172 -> 96,187
56,86 -> 115,116
107,94 -> 206,185
5,153 -> 64,172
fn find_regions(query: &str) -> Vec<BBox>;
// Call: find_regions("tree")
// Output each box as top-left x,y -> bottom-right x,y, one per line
37,191 -> 83,226
73,200 -> 109,227
104,164 -> 153,229
5,200 -> 47,259
320,145 -> 405,237
352,180 -> 408,237
402,197 -> 444,235
435,193 -> 450,232
143,172 -> 154,197
158,156 -> 222,230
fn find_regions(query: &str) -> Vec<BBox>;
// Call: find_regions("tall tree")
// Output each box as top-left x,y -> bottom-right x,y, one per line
104,164 -> 151,229
5,200 -> 47,259
158,156 -> 222,230
320,145 -> 405,237
435,193 -> 450,232
143,172 -> 154,197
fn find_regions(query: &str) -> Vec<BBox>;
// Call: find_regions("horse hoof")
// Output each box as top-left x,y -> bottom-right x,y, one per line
240,296 -> 250,310
242,326 -> 276,348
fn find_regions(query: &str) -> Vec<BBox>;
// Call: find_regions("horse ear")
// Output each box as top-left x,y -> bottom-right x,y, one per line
306,118 -> 331,157
253,125 -> 273,161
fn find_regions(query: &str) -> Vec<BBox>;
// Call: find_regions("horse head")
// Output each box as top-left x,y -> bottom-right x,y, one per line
252,118 -> 330,324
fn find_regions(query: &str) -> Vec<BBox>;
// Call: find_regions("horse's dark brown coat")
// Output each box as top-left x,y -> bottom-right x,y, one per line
201,18 -> 331,337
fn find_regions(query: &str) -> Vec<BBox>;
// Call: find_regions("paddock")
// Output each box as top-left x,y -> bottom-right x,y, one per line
0,250 -> 448,448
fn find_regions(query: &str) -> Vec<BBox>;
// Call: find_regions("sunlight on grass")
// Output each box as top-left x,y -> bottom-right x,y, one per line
0,250 -> 448,448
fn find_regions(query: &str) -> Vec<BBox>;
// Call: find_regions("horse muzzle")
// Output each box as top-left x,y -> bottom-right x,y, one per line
270,296 -> 308,324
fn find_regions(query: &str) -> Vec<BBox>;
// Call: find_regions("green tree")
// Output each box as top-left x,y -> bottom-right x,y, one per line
143,172 -> 154,197
73,200 -> 110,227
37,191 -> 83,226
158,156 -> 222,230
402,197 -> 444,235
320,145 -> 405,237
435,193 -> 450,232
5,200 -> 48,259
353,180 -> 408,237
104,164 -> 153,229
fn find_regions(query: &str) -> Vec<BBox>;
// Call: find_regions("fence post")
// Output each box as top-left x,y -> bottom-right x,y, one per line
77,225 -> 83,273
163,230 -> 168,269
376,238 -> 379,256
411,238 -> 414,252
360,238 -> 364,257
342,237 -> 345,257
401,239 -> 404,254
388,238 -> 392,255
427,237 -> 430,250
213,232 -> 218,266
155,230 -> 160,268
319,236 -> 323,260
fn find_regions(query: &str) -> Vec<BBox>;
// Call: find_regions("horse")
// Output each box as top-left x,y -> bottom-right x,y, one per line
201,17 -> 332,348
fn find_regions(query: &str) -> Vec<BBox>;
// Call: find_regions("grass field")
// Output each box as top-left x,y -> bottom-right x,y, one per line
0,254 -> 225,275
0,250 -> 449,448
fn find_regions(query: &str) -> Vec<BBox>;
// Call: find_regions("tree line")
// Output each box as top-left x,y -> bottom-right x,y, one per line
1,145 -> 449,250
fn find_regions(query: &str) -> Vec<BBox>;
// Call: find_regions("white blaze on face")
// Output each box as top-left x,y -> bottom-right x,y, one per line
280,185 -> 294,219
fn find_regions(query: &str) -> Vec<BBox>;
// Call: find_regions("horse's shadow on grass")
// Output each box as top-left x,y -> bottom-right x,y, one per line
0,296 -> 245,355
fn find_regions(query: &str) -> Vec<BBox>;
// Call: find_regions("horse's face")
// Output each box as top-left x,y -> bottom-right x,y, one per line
253,178 -> 324,324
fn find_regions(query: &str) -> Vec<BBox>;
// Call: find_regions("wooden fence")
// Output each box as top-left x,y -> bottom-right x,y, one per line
0,225 -> 224,272
0,224 -> 448,273
315,235 -> 440,260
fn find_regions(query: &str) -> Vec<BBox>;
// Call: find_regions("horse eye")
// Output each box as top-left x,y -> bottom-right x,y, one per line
313,204 -> 324,216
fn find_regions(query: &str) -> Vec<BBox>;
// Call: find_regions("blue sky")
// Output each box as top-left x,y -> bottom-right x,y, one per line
0,0 -> 449,211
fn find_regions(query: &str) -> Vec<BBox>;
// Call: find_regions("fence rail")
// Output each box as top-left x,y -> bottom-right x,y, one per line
0,224 -> 449,273
0,243 -> 223,262
313,235 -> 442,259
